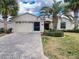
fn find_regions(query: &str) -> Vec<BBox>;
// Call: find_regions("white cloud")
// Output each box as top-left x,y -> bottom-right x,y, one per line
18,0 -> 63,15
18,1 -> 42,14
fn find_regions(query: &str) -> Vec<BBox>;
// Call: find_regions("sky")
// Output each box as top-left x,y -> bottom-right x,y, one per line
18,0 -> 63,16
0,0 -> 63,20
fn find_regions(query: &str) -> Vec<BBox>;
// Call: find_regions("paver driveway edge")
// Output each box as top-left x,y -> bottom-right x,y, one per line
0,33 -> 14,41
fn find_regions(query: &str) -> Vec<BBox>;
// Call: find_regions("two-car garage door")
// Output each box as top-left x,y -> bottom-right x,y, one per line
14,22 -> 40,33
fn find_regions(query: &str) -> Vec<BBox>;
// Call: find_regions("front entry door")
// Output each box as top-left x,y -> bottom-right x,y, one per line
34,22 -> 40,31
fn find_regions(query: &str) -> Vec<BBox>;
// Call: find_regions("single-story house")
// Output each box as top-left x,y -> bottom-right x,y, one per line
0,21 -> 14,29
13,13 -> 44,33
13,13 -> 79,33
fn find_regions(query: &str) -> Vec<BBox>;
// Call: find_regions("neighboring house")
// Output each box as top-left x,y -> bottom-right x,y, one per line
0,21 -> 14,29
13,13 -> 44,33
0,15 -> 14,29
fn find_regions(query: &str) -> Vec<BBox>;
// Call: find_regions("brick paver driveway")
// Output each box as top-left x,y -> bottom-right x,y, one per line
0,33 -> 48,59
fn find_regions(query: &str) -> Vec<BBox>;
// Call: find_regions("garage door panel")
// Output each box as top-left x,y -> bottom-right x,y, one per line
15,23 -> 33,33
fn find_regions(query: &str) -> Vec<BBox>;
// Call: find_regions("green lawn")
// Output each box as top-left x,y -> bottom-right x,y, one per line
42,33 -> 79,59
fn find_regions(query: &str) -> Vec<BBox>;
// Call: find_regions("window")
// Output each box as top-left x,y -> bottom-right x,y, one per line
61,22 -> 66,29
34,22 -> 40,31
74,11 -> 79,18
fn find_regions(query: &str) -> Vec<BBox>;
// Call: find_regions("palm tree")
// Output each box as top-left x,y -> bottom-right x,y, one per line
40,0 -> 63,30
0,0 -> 18,33
65,0 -> 79,29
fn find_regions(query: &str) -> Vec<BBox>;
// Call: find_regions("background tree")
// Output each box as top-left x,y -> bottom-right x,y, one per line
0,0 -> 18,33
65,0 -> 79,29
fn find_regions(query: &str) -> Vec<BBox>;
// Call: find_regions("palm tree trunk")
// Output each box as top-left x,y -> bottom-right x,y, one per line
3,18 -> 7,33
74,10 -> 78,29
74,18 -> 78,30
52,16 -> 58,30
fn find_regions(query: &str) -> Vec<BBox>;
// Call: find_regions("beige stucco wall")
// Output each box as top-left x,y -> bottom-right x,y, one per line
57,18 -> 74,30
48,18 -> 75,30
14,14 -> 39,22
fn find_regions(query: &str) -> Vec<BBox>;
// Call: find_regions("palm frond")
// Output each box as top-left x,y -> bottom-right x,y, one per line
0,0 -> 18,17
64,15 -> 74,22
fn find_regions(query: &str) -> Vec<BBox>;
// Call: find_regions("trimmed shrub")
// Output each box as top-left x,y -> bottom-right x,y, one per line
0,28 -> 12,34
7,28 -> 12,34
63,29 -> 79,33
44,30 -> 64,37
43,30 -> 50,35
0,28 -> 5,33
